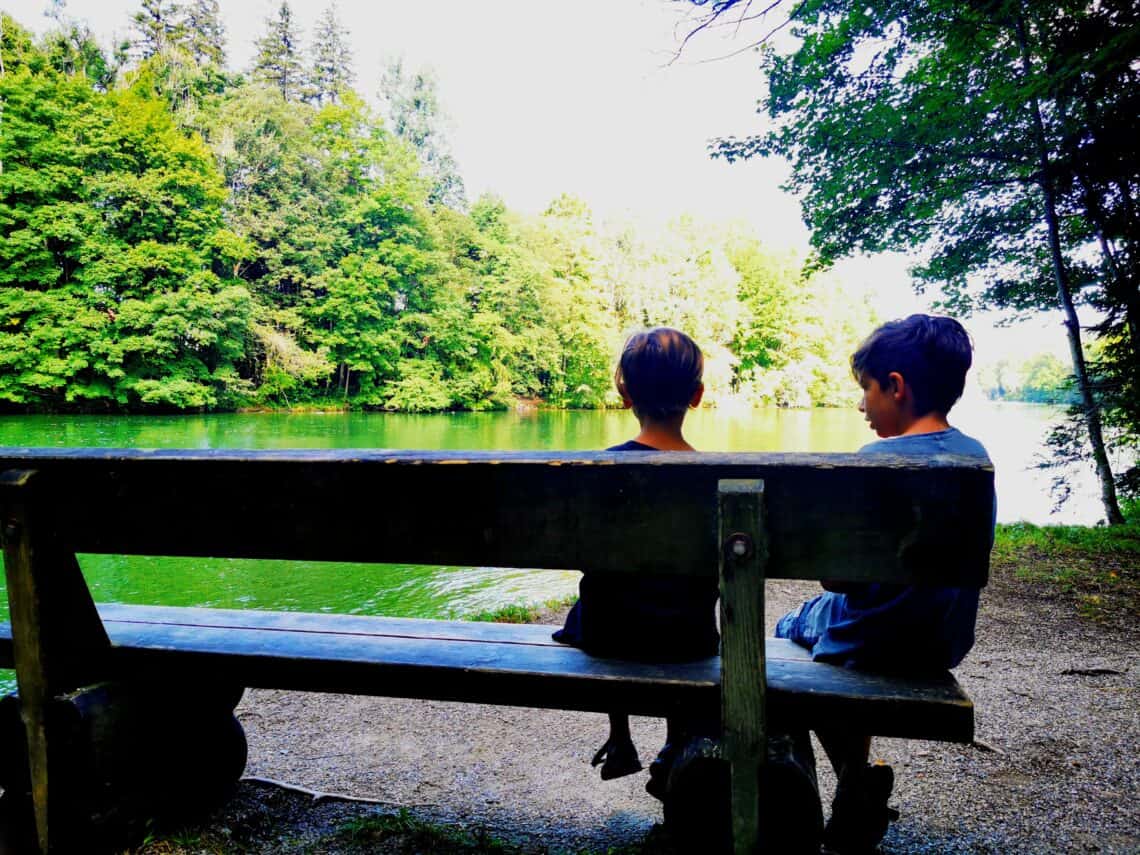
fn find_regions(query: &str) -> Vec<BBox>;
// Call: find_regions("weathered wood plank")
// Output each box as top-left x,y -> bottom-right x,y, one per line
0,609 -> 972,741
0,449 -> 994,585
93,604 -> 574,646
1,605 -> 813,660
0,470 -> 111,853
718,480 -> 767,855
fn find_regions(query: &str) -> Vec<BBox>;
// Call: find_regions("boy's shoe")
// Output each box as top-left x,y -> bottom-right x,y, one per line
591,735 -> 643,780
822,762 -> 899,854
763,730 -> 825,854
660,736 -> 730,851
645,740 -> 680,800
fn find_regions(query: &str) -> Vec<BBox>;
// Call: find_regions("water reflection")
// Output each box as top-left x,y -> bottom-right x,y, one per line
74,554 -> 580,620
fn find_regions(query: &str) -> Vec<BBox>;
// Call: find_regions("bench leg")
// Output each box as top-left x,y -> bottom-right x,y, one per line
1,470 -> 111,854
662,730 -> 822,854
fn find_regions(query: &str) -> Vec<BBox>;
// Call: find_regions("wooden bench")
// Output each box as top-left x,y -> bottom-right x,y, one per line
0,448 -> 993,854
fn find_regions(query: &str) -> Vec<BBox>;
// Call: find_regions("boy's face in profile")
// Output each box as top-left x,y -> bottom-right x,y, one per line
857,372 -> 905,438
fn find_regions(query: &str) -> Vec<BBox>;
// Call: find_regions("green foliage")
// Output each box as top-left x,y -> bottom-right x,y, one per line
728,237 -> 876,407
2,7 -> 898,415
330,809 -> 512,853
463,595 -> 576,624
252,1 -> 305,101
382,359 -> 452,412
709,0 -> 1078,310
181,0 -> 225,68
994,521 -> 1140,558
308,2 -> 353,105
702,0 -> 1138,518
131,0 -> 182,61
977,353 -> 1075,404
41,18 -> 117,89
379,58 -> 467,209
0,21 -> 251,411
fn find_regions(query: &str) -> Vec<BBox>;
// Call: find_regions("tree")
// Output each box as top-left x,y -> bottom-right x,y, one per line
0,19 -> 251,410
131,0 -> 182,61
1042,3 -> 1140,498
379,58 -> 467,209
208,84 -> 338,324
694,0 -> 1133,523
252,1 -> 305,101
308,2 -> 353,104
206,83 -> 442,405
35,1 -> 118,88
527,196 -> 616,408
181,0 -> 225,68
1021,353 -> 1073,404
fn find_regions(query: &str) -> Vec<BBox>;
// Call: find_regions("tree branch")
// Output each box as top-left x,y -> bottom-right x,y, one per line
670,0 -> 788,65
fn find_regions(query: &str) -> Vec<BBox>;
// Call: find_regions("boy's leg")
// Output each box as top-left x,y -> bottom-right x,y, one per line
817,730 -> 898,854
816,730 -> 871,780
645,714 -> 703,799
608,711 -> 632,743
592,712 -> 642,780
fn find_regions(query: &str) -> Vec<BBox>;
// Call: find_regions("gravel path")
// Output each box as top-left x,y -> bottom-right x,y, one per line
231,578 -> 1139,854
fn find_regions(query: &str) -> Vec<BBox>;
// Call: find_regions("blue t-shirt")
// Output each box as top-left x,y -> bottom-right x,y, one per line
552,440 -> 720,662
775,428 -> 994,671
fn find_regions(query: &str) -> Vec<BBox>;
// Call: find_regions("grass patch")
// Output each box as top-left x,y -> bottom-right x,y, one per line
991,520 -> 1140,622
134,832 -> 229,854
993,521 -> 1140,557
319,810 -> 515,853
318,812 -> 682,855
136,808 -> 683,855
463,595 -> 576,624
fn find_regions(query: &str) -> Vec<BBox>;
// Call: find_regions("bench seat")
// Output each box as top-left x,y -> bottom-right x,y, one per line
0,603 -> 973,743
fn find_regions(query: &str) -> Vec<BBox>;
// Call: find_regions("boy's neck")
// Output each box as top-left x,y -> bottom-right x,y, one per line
633,416 -> 694,451
896,411 -> 952,437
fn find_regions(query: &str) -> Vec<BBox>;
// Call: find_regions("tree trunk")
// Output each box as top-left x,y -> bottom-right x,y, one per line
1014,12 -> 1124,525
1070,165 -> 1140,376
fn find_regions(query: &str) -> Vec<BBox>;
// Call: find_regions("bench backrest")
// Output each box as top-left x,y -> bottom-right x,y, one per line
0,448 -> 994,586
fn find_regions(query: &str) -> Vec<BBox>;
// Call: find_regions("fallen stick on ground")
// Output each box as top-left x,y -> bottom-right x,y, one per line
241,775 -> 439,809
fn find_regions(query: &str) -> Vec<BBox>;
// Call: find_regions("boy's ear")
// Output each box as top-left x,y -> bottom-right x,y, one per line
886,372 -> 906,401
689,383 -> 704,409
616,379 -> 634,409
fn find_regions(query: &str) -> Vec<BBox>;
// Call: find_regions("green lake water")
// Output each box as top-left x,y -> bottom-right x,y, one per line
0,400 -> 1092,691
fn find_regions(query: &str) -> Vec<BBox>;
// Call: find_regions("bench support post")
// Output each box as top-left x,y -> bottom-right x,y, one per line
1,470 -> 111,854
718,479 -> 768,855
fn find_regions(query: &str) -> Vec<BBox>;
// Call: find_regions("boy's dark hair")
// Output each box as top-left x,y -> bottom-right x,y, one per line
851,314 -> 973,416
617,327 -> 703,422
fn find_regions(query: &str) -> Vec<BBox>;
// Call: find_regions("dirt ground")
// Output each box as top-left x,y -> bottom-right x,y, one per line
121,570 -> 1140,854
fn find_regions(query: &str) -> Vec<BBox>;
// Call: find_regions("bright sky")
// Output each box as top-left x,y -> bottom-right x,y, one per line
20,0 -> 1070,365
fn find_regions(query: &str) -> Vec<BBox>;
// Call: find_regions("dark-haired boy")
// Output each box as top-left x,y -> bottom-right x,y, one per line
775,314 -> 995,854
553,327 -> 719,780
558,328 -> 824,854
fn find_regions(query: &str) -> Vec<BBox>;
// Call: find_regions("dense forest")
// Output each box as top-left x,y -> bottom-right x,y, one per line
0,5 -> 877,414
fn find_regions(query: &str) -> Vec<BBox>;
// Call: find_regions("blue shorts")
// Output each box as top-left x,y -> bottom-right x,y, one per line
774,592 -> 841,650
774,586 -> 978,672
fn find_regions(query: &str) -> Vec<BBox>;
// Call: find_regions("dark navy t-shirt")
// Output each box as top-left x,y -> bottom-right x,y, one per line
552,440 -> 720,662
775,428 -> 995,671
